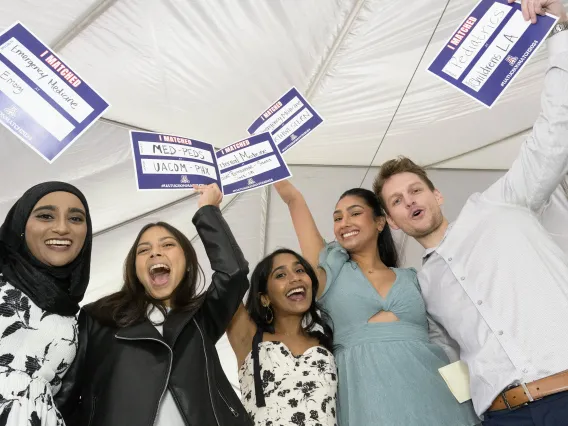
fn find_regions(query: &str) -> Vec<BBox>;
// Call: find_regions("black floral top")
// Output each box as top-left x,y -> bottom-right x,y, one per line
0,275 -> 78,426
239,340 -> 338,426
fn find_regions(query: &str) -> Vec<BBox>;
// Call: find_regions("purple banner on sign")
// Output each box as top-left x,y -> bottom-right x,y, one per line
216,132 -> 292,195
131,131 -> 221,191
0,22 -> 110,162
427,0 -> 557,108
247,87 -> 323,153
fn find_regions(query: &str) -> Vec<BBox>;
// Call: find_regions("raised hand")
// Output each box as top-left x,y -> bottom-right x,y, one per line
193,184 -> 223,208
509,0 -> 567,24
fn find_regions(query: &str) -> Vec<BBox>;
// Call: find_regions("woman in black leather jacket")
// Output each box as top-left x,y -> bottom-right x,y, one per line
55,184 -> 253,426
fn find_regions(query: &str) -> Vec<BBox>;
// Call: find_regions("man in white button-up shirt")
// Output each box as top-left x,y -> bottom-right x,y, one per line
541,175 -> 568,255
373,0 -> 568,425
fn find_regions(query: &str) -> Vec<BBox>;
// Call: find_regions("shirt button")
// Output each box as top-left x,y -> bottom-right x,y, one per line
448,257 -> 453,261
498,330 -> 504,335
522,368 -> 529,374
461,277 -> 465,281
477,300 -> 482,305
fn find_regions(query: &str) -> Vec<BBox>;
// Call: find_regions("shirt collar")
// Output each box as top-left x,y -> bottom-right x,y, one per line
146,303 -> 170,324
422,222 -> 455,264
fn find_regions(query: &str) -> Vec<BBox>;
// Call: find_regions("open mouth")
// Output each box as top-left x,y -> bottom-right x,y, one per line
286,286 -> 306,302
45,239 -> 72,250
342,230 -> 359,239
149,263 -> 171,286
411,209 -> 424,219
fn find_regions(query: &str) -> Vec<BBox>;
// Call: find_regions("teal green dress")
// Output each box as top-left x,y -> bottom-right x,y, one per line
318,242 -> 479,426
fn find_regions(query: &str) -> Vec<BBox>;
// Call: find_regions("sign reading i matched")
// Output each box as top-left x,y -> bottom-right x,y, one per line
0,22 -> 110,162
216,132 -> 292,195
427,0 -> 557,108
247,87 -> 323,154
130,131 -> 221,190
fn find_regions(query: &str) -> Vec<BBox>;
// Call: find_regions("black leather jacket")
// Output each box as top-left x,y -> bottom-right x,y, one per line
55,205 -> 253,426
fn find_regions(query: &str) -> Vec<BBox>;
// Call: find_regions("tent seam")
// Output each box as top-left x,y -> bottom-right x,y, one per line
51,0 -> 118,50
305,0 -> 368,99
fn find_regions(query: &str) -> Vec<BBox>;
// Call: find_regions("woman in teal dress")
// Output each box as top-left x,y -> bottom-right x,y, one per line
274,180 -> 479,426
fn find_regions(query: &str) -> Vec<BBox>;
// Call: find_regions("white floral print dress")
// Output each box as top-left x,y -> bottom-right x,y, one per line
239,340 -> 338,426
0,275 -> 78,426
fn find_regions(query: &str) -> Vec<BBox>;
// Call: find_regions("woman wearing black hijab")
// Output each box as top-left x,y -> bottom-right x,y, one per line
0,182 -> 92,426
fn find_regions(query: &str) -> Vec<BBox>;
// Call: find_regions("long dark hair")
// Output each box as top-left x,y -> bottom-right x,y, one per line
87,222 -> 205,327
245,248 -> 334,352
338,188 -> 399,268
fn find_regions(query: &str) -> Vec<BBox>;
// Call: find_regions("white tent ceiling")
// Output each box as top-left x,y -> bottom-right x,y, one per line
1,0 -> 567,392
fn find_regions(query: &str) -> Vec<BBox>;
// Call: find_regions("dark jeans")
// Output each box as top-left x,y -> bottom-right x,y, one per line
482,392 -> 568,426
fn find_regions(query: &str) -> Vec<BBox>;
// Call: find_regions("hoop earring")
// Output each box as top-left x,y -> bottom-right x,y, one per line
264,305 -> 274,324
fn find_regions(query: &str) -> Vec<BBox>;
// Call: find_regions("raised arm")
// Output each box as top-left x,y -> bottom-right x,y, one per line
540,175 -> 568,254
273,180 -> 327,297
227,302 -> 256,368
483,2 -> 568,210
192,184 -> 250,343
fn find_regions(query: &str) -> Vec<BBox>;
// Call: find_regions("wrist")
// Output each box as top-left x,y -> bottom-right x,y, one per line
548,18 -> 568,39
198,202 -> 219,209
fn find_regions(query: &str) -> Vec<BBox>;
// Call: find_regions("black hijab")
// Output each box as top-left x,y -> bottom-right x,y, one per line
0,182 -> 92,316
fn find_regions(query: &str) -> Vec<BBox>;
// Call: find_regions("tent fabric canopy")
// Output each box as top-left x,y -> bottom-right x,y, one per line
1,0 -> 566,393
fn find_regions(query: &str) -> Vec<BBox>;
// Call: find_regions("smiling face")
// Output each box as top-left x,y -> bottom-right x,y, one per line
332,195 -> 385,253
25,191 -> 88,266
261,253 -> 313,317
135,226 -> 187,304
380,172 -> 444,239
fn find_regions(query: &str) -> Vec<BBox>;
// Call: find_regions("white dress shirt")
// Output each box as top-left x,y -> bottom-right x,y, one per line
148,307 -> 186,426
419,31 -> 568,417
541,175 -> 568,255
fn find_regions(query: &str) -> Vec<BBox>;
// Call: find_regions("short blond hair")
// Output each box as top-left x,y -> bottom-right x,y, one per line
373,156 -> 435,209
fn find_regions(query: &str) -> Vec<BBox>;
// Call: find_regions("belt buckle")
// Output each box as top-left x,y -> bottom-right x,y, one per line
500,390 -> 515,411
501,383 -> 533,411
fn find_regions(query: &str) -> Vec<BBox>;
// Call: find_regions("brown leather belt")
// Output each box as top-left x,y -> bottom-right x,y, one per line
489,370 -> 568,411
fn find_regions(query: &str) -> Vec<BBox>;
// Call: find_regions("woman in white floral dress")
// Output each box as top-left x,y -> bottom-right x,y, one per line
228,249 -> 338,426
0,182 -> 92,426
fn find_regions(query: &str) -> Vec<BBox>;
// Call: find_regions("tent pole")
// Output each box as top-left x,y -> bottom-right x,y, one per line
305,0 -> 368,99
561,177 -> 568,198
189,194 -> 243,243
358,0 -> 452,186
99,118 -> 158,133
51,0 -> 118,51
258,186 -> 271,259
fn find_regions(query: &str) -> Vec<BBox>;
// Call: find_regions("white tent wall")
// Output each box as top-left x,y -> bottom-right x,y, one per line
3,0 -> 566,172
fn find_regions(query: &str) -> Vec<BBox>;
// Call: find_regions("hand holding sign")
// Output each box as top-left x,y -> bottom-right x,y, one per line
194,184 -> 223,208
511,0 -> 567,24
427,0 -> 559,108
